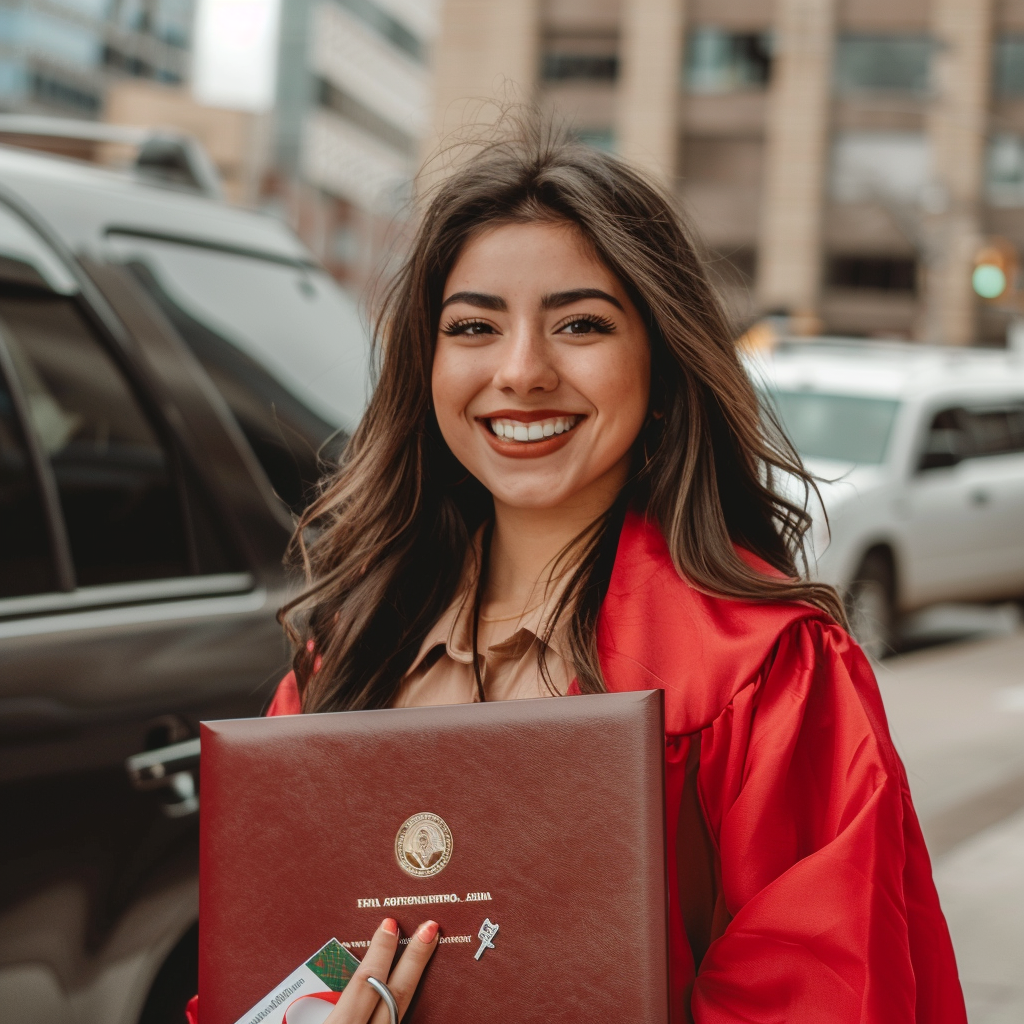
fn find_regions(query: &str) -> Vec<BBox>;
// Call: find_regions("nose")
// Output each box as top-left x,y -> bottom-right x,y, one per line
491,320 -> 558,396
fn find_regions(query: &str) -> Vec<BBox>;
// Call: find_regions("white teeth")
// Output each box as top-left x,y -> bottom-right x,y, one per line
488,416 -> 580,443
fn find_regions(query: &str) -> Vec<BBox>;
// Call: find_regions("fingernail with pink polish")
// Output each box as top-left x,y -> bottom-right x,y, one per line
416,920 -> 438,943
381,918 -> 398,936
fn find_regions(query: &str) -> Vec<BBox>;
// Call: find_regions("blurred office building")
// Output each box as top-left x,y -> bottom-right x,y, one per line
271,0 -> 437,287
432,0 -> 1024,346
0,0 -> 192,118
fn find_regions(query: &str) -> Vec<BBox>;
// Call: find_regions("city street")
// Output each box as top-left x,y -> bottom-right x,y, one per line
876,608 -> 1024,1024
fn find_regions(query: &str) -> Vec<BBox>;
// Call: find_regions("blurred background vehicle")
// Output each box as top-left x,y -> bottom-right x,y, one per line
750,340 -> 1024,658
0,137 -> 368,1024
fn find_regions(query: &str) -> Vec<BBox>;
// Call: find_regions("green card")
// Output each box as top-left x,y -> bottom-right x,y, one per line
305,939 -> 361,992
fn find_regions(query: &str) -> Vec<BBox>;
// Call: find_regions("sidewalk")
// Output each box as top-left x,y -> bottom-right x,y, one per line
875,630 -> 1024,1024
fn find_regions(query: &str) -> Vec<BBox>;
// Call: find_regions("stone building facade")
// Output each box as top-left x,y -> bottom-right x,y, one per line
431,0 -> 1024,345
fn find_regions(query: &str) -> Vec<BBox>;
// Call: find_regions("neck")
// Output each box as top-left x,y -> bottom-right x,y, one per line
483,466 -> 627,616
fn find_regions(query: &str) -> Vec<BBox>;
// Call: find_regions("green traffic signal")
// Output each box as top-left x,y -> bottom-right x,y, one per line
972,263 -> 1007,299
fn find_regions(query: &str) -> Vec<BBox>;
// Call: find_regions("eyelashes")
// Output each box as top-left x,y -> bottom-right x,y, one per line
440,317 -> 493,336
557,313 -> 615,334
440,313 -> 617,336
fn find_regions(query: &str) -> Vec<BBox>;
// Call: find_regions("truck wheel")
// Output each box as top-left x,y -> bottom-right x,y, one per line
845,553 -> 895,660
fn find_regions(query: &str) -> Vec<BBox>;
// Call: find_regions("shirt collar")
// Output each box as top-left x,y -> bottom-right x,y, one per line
404,538 -> 574,677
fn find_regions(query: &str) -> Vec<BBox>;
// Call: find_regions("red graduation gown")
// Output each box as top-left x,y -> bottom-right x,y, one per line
189,512 -> 965,1024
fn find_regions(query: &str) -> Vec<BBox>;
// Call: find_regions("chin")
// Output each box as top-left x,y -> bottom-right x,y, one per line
485,482 -> 577,511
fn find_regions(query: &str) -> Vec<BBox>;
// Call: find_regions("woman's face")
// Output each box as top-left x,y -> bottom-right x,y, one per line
432,221 -> 651,514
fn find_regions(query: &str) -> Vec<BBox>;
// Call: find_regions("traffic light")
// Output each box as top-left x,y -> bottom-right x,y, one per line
972,237 -> 1018,300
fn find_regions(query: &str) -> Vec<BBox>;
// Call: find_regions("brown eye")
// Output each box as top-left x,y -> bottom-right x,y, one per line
565,319 -> 595,334
557,315 -> 615,335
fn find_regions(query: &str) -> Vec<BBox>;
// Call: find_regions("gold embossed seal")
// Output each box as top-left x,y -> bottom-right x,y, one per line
395,812 -> 453,878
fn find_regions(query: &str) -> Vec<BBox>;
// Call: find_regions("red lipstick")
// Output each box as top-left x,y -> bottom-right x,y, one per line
476,410 -> 586,459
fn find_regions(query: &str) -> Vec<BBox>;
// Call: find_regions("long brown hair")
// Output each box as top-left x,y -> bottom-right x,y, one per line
282,123 -> 845,713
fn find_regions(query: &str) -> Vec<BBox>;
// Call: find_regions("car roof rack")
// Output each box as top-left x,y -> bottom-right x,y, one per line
0,114 -> 223,200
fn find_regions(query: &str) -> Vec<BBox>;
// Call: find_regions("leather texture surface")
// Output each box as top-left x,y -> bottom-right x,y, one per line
200,690 -> 668,1024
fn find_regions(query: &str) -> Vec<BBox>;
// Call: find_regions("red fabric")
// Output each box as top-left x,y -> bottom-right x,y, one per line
588,512 -> 964,1023
266,670 -> 301,716
194,511 -> 964,1024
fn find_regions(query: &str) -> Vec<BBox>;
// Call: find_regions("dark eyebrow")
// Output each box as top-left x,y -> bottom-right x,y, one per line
541,288 -> 623,311
440,291 -> 507,311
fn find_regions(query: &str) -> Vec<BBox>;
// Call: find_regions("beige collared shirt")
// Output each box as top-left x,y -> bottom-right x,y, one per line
393,557 -> 575,708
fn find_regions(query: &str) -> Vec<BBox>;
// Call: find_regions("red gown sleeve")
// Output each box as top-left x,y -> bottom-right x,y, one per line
691,619 -> 966,1024
266,670 -> 302,716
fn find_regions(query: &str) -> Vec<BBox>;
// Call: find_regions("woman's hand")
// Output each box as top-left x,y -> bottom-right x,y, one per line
324,918 -> 438,1024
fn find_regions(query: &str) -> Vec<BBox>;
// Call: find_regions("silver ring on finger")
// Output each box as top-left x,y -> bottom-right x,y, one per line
366,976 -> 399,1024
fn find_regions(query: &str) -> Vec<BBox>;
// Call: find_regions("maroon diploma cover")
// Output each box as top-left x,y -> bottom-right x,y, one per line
200,690 -> 669,1023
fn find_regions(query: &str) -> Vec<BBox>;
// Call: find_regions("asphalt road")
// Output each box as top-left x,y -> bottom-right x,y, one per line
875,606 -> 1024,1024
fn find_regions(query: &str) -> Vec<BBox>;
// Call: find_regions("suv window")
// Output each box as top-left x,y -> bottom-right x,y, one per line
106,233 -> 370,512
919,408 -> 967,470
920,404 -> 1024,470
0,359 -> 56,596
963,404 -> 1024,456
0,294 -> 190,586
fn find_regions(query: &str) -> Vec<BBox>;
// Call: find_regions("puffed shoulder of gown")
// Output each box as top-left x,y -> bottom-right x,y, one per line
187,512 -> 966,1024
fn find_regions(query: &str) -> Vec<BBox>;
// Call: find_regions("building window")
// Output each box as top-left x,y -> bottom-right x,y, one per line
102,45 -> 152,78
995,36 -> 1024,96
316,79 -> 417,158
334,0 -> 424,64
25,11 -> 102,68
684,29 -> 771,94
0,58 -> 29,103
152,0 -> 193,49
835,35 -> 932,95
30,72 -> 101,114
827,256 -> 917,292
830,131 -> 930,204
988,134 -> 1024,206
542,53 -> 618,83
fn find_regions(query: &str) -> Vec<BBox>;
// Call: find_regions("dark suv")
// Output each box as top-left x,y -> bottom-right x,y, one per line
0,142 -> 368,1023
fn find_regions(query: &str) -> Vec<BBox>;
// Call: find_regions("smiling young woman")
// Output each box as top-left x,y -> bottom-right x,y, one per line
187,129 -> 966,1024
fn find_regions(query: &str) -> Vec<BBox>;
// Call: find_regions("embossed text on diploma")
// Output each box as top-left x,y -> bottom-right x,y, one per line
357,891 -> 493,908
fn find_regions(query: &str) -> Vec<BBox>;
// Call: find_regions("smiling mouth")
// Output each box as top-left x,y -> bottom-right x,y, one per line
486,415 -> 583,443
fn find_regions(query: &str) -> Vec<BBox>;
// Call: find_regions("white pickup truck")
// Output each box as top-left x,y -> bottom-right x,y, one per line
749,340 -> 1024,658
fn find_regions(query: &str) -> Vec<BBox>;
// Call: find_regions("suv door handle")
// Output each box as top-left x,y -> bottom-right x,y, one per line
126,737 -> 200,817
